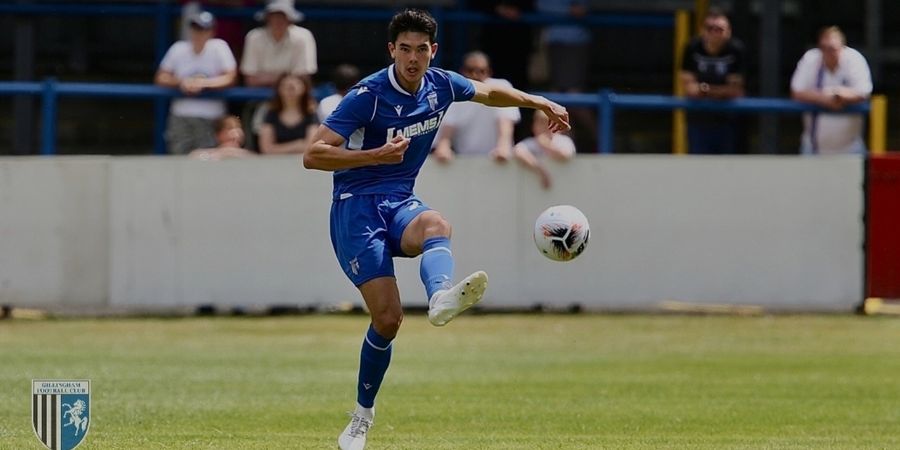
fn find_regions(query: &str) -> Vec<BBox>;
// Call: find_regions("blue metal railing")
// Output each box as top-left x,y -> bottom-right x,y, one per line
4,2 -> 678,154
0,80 -> 871,155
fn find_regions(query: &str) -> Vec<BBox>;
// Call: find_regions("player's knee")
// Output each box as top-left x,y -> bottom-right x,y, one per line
373,309 -> 403,339
421,211 -> 452,238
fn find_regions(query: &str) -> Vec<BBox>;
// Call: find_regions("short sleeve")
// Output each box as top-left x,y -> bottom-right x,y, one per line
262,109 -> 279,127
240,30 -> 261,75
790,49 -> 819,92
846,49 -> 873,96
447,70 -> 476,102
322,86 -> 376,141
213,40 -> 237,71
158,42 -> 181,72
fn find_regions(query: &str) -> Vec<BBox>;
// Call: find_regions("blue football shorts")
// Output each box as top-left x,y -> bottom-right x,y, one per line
330,193 -> 431,286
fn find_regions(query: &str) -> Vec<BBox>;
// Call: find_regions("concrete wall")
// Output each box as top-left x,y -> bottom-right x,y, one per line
0,155 -> 864,312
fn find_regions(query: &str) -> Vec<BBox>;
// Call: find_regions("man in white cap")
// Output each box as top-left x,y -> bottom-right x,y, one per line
241,0 -> 317,149
241,0 -> 317,87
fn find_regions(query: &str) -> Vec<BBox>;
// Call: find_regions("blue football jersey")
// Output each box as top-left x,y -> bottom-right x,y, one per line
322,64 -> 476,199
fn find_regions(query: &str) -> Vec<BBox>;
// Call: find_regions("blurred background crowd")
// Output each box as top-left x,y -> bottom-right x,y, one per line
1,0 -> 897,159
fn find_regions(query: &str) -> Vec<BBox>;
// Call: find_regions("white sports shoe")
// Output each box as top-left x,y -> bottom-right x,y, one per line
338,411 -> 373,450
428,271 -> 488,326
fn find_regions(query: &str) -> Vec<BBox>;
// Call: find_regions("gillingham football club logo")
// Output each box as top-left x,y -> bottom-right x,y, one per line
32,380 -> 91,450
427,91 -> 438,111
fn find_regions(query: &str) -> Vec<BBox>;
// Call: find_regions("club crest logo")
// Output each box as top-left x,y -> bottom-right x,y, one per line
32,380 -> 91,450
427,91 -> 438,111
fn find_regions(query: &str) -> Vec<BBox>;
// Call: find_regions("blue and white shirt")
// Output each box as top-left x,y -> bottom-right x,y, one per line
323,64 -> 476,199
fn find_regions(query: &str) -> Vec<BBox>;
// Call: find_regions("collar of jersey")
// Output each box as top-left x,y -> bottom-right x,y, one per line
388,64 -> 425,96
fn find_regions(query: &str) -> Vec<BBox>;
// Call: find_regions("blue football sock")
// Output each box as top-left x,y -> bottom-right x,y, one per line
357,323 -> 393,408
420,236 -> 454,302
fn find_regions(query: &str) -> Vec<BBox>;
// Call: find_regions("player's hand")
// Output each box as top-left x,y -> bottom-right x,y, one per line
374,135 -> 410,165
542,101 -> 571,133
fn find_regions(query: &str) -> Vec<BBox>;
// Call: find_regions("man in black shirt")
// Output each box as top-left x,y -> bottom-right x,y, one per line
679,8 -> 745,154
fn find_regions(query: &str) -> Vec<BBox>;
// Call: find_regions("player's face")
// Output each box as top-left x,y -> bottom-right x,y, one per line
388,32 -> 438,87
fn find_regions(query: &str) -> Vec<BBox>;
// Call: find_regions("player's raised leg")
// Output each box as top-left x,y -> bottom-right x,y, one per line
400,210 -> 488,326
339,277 -> 402,450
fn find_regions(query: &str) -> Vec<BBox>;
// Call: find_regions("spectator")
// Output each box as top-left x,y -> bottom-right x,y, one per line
155,11 -> 238,155
241,0 -> 317,149
241,0 -> 317,87
679,8 -> 746,154
790,26 -> 872,155
189,115 -> 256,160
474,0 -> 533,90
258,73 -> 319,155
432,51 -> 521,163
513,110 -> 576,189
179,0 -> 251,59
317,64 -> 361,122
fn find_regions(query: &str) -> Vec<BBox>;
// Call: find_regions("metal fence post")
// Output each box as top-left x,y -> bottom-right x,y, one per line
153,0 -> 172,155
598,89 -> 614,154
40,78 -> 58,156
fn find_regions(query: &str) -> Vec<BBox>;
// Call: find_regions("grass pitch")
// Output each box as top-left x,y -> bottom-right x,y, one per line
1,314 -> 899,449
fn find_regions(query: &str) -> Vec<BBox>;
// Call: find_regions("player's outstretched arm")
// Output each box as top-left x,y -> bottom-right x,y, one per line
469,80 -> 571,133
303,125 -> 410,172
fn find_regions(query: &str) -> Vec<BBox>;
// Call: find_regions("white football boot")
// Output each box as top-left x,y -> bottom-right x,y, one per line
338,410 -> 373,450
428,271 -> 488,326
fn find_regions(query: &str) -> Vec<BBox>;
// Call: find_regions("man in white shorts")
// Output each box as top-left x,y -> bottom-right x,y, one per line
790,26 -> 872,155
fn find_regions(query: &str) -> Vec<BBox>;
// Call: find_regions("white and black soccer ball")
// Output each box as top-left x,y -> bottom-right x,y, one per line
533,205 -> 590,262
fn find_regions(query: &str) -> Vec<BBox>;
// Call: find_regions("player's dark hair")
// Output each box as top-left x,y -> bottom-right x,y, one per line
388,9 -> 437,43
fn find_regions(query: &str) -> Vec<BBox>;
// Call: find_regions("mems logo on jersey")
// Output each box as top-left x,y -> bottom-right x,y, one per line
32,380 -> 91,450
386,111 -> 445,140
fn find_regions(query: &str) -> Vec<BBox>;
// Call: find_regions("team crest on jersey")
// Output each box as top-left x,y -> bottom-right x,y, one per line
32,380 -> 91,450
427,91 -> 438,111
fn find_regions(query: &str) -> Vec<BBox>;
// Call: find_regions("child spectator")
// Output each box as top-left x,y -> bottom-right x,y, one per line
317,64 -> 361,122
189,115 -> 256,160
513,110 -> 576,189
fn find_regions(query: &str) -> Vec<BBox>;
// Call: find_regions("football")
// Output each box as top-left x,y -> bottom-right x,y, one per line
533,205 -> 590,262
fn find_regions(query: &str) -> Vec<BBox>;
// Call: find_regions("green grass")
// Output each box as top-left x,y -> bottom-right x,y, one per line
1,315 -> 899,449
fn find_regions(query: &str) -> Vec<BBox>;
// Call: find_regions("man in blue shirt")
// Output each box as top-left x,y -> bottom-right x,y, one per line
303,9 -> 569,450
